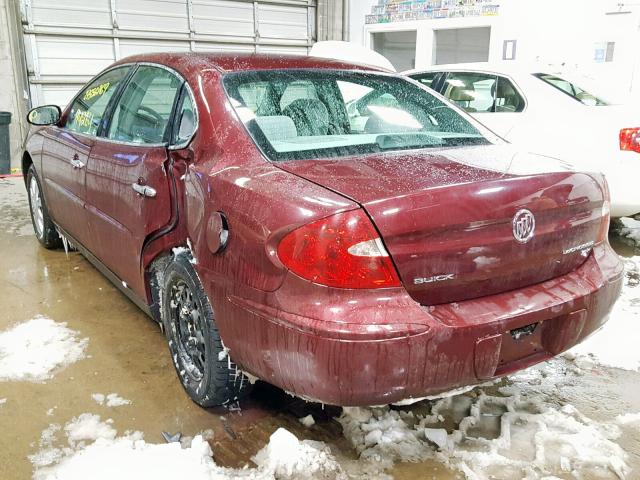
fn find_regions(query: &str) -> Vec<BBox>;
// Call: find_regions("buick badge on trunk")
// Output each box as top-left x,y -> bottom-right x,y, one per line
512,209 -> 536,243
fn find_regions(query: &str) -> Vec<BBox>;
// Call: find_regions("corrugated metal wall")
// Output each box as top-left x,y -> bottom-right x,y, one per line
20,0 -> 331,107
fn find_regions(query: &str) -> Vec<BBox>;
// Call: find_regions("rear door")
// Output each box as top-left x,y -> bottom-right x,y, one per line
84,64 -> 187,297
439,71 -> 526,138
42,66 -> 131,246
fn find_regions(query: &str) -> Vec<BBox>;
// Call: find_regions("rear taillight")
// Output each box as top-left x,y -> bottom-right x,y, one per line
619,128 -> 640,154
597,179 -> 611,243
277,209 -> 401,289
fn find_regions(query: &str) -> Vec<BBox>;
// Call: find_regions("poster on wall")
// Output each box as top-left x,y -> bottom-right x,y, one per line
365,0 -> 500,24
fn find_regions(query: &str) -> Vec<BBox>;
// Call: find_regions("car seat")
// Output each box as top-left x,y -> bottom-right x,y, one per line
448,86 -> 477,112
282,99 -> 330,136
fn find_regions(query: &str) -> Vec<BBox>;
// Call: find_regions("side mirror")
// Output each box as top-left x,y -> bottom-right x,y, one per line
27,105 -> 61,126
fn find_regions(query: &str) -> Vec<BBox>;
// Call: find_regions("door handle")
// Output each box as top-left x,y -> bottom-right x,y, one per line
70,155 -> 85,169
132,183 -> 156,198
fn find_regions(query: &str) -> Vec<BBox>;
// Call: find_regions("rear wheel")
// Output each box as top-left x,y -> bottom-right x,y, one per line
161,253 -> 251,407
27,165 -> 62,249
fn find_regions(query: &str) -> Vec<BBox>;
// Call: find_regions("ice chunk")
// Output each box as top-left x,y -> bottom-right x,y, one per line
616,412 -> 640,425
64,414 -> 117,447
423,428 -> 448,449
299,414 -> 315,428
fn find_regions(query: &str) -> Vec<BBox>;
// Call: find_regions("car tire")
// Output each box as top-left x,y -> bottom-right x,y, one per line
27,165 -> 62,249
161,252 -> 252,407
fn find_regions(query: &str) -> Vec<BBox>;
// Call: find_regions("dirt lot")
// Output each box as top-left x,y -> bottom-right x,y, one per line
1,176 -> 638,480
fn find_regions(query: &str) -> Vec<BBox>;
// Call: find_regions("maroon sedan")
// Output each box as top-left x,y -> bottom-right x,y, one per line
23,53 -> 623,407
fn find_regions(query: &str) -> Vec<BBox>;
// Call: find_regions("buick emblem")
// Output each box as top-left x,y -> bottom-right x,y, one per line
512,209 -> 535,244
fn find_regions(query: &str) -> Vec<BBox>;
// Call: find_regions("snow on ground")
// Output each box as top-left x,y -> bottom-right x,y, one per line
31,415 -> 345,480
0,316 -> 88,382
338,362 -> 630,479
567,256 -> 639,371
618,217 -> 640,245
91,393 -> 131,407
616,413 -> 640,425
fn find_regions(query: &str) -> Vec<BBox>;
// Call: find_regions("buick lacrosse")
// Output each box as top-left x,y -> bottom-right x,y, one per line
23,53 -> 623,407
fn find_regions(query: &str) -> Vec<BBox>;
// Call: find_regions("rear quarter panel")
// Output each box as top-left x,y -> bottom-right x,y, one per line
178,69 -> 358,361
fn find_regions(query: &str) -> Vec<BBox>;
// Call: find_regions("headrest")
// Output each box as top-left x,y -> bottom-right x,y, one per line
496,81 -> 516,98
282,99 -> 329,136
448,86 -> 476,102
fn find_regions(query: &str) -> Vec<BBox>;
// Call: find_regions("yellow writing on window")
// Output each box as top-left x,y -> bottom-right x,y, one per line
83,82 -> 111,101
74,109 -> 94,129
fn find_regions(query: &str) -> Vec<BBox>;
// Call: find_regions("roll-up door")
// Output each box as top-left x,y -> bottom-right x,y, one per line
20,0 -> 317,107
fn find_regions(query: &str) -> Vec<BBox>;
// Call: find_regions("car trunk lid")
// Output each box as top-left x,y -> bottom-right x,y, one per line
277,145 -> 606,305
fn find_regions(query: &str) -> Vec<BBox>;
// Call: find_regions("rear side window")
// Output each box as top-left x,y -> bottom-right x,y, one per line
442,72 -> 525,113
173,88 -> 196,146
66,67 -> 130,136
494,77 -> 525,112
108,66 -> 182,144
442,72 -> 496,112
534,73 -> 608,106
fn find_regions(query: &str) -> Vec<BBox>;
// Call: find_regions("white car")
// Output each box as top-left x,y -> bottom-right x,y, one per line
404,63 -> 640,218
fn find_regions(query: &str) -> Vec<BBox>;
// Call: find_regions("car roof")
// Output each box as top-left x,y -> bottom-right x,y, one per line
112,52 -> 392,76
404,62 -> 557,77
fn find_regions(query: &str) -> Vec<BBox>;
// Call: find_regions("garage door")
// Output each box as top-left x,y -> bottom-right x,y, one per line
434,27 -> 490,65
21,0 -> 316,107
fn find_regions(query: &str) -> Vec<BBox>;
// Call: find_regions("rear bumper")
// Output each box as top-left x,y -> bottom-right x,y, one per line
219,243 -> 623,406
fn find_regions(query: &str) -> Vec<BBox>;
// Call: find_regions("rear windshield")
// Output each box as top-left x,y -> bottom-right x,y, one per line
223,70 -> 489,161
534,73 -> 609,106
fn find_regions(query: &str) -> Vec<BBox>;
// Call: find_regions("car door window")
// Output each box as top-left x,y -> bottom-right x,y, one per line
442,72 -> 497,113
494,77 -> 526,112
173,88 -> 196,146
411,72 -> 442,90
107,66 -> 182,144
66,67 -> 130,136
442,72 -> 525,113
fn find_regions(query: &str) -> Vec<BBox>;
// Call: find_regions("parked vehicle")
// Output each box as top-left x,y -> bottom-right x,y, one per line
24,53 -> 623,407
405,63 -> 640,218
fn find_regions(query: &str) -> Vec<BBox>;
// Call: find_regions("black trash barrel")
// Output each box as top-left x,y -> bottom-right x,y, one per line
0,112 -> 12,175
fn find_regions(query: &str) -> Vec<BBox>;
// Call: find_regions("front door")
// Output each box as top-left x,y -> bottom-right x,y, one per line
40,129 -> 92,246
41,66 -> 131,245
85,65 -> 183,297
